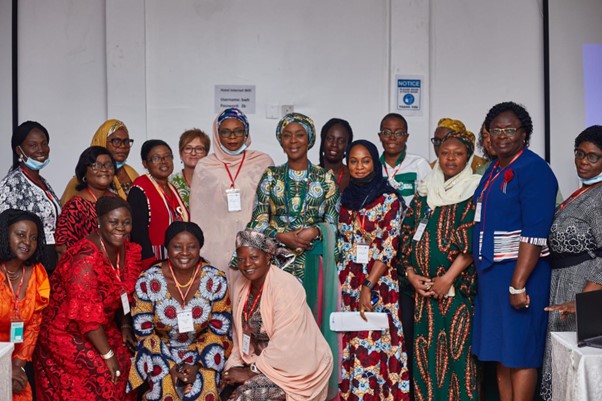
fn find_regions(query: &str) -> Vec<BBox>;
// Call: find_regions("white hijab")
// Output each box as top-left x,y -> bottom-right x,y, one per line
417,154 -> 481,209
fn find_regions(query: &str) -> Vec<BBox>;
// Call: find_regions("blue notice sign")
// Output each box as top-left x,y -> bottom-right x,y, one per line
396,77 -> 422,112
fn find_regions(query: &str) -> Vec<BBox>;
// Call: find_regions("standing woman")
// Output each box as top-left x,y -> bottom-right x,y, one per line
245,113 -> 339,280
402,131 -> 481,401
190,108 -> 273,273
338,140 -> 409,401
0,121 -> 61,273
540,125 -> 602,401
34,197 -> 142,400
55,146 -> 117,259
170,128 -> 211,209
61,119 -> 139,204
471,102 -> 558,401
0,210 -> 50,401
318,118 -> 353,192
128,140 -> 189,267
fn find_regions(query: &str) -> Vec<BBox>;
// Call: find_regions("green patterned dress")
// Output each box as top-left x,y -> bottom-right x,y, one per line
246,163 -> 339,279
400,195 -> 479,401
169,170 -> 190,209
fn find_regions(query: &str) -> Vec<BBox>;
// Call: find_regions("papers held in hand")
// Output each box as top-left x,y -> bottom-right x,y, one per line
329,312 -> 390,332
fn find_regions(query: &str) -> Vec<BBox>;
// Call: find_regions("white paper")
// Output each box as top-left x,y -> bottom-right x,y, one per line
474,201 -> 482,222
177,309 -> 194,333
413,220 -> 427,241
121,292 -> 130,315
242,333 -> 251,355
226,189 -> 242,212
355,244 -> 370,264
329,312 -> 389,332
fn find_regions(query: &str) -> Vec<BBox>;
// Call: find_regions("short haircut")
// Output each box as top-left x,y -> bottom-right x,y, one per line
11,121 -> 50,170
379,113 -> 408,131
484,101 -> 533,147
95,196 -> 131,219
574,125 -> 602,151
140,139 -> 172,162
179,128 -> 210,154
75,146 -> 116,191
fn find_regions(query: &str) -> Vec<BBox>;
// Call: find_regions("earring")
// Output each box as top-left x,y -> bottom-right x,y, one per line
82,176 -> 87,183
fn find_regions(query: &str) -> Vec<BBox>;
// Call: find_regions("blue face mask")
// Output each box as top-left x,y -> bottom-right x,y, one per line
116,160 -> 126,169
220,143 -> 247,156
19,147 -> 50,171
580,171 -> 602,185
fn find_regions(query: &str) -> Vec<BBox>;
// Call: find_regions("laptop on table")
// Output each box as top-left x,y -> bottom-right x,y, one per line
576,289 -> 602,348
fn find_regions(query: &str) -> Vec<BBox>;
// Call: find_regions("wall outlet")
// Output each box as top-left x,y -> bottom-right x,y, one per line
281,105 -> 294,115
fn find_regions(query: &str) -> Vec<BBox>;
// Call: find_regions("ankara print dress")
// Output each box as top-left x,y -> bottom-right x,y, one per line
400,195 -> 479,401
337,193 -> 410,401
127,264 -> 232,401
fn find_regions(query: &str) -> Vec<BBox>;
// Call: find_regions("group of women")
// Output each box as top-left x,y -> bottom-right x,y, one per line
0,101 -> 600,401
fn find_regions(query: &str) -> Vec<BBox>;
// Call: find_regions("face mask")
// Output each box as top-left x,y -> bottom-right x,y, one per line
220,143 -> 247,156
19,147 -> 50,171
116,160 -> 126,169
350,170 -> 376,187
580,171 -> 602,185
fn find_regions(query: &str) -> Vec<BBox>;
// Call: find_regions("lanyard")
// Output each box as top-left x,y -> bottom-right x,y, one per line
223,151 -> 246,188
98,238 -> 122,283
336,168 -> 344,186
283,163 -> 311,226
147,174 -> 188,222
243,285 -> 264,331
382,151 -> 406,179
86,187 -> 98,202
557,182 -> 602,213
168,260 -> 201,307
1,263 -> 25,318
478,150 -> 524,201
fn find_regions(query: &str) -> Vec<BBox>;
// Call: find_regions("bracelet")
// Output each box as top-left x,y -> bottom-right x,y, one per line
362,278 -> 374,290
509,286 -> 526,295
100,349 -> 115,360
404,267 -> 415,278
249,363 -> 261,374
20,366 -> 26,373
121,324 -> 133,329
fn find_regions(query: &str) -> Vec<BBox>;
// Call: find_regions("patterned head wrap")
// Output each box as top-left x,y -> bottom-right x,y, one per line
217,108 -> 249,135
235,230 -> 295,269
276,113 -> 316,149
437,118 -> 467,134
441,130 -> 475,157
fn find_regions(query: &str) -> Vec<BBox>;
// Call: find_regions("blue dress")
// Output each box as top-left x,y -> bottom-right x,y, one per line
471,149 -> 558,368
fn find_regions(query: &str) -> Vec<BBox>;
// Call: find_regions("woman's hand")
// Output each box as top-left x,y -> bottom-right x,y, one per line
105,354 -> 121,384
545,301 -> 576,319
510,292 -> 530,310
169,364 -> 199,395
121,325 -> 137,352
407,269 -> 433,297
11,361 -> 27,394
222,366 -> 255,385
430,274 -> 453,300
358,286 -> 374,322
276,229 -> 313,251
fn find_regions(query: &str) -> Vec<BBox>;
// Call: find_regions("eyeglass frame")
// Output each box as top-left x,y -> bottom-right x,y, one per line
88,161 -> 115,171
147,154 -> 174,164
182,146 -> 207,155
574,148 -> 602,164
108,138 -> 135,148
218,128 -> 247,138
430,137 -> 442,146
489,127 -> 523,137
378,129 -> 409,138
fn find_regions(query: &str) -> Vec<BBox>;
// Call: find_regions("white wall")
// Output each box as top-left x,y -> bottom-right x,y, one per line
0,0 -> 13,168
3,0 -> 593,196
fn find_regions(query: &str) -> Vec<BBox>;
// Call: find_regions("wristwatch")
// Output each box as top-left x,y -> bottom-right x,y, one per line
249,363 -> 261,374
362,278 -> 374,290
509,286 -> 526,294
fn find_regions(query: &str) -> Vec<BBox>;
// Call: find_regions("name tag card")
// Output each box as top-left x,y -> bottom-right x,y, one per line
226,189 -> 242,212
10,321 -> 24,343
413,218 -> 428,241
355,239 -> 370,264
121,292 -> 130,315
242,333 -> 251,355
177,309 -> 194,333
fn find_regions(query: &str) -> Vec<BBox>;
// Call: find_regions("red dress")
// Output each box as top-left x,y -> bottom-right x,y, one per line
34,239 -> 142,401
55,196 -> 98,247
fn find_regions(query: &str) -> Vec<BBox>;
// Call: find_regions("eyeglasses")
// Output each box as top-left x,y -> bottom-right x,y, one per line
108,138 -> 134,148
489,127 -> 522,137
148,154 -> 174,164
182,146 -> 207,155
89,162 -> 115,171
575,149 -> 602,164
379,130 -> 408,138
430,137 -> 442,146
218,129 -> 246,138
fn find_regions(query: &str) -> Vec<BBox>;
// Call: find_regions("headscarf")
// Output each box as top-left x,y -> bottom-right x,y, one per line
276,113 -> 316,149
235,230 -> 294,269
436,118 -> 475,157
341,140 -> 397,211
217,108 -> 249,134
417,132 -> 481,209
91,119 -> 129,146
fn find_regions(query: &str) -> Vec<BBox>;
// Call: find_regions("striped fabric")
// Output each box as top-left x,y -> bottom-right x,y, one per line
480,229 -> 550,261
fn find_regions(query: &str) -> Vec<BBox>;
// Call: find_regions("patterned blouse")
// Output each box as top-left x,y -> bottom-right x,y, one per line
0,168 -> 61,244
169,170 -> 190,209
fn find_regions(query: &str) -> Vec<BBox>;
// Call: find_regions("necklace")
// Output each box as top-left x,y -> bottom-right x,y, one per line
98,236 -> 122,282
168,260 -> 200,288
167,260 -> 201,307
3,265 -> 22,281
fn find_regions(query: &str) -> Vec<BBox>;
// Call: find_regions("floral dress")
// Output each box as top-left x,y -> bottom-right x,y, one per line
169,170 -> 190,209
337,192 -> 409,401
127,264 -> 232,401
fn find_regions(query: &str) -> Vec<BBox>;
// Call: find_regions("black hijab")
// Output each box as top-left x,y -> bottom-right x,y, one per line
340,140 -> 397,211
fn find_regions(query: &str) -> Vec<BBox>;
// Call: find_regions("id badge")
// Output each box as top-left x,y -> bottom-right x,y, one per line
10,321 -> 24,343
226,188 -> 242,212
177,309 -> 194,333
413,218 -> 428,241
242,333 -> 251,355
121,292 -> 130,315
355,239 -> 370,264
474,201 -> 482,223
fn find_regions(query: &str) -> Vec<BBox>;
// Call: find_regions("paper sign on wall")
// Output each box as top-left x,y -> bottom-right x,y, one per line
395,75 -> 423,115
214,85 -> 256,114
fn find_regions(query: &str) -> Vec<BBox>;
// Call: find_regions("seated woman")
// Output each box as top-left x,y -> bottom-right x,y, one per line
55,146 -> 117,259
338,140 -> 409,401
318,118 -> 353,192
127,221 -> 231,400
34,197 -> 142,401
222,230 -> 333,401
402,130 -> 481,401
245,113 -> 339,280
540,125 -> 602,401
0,209 -> 50,401
170,128 -> 211,209
61,119 -> 139,203
128,140 -> 189,267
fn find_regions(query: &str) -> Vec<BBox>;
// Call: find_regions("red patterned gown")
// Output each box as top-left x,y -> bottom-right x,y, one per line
400,195 -> 478,401
337,193 -> 410,401
34,239 -> 142,401
55,196 -> 98,248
